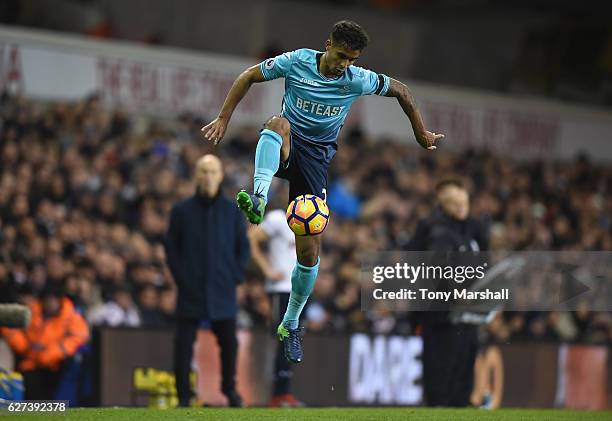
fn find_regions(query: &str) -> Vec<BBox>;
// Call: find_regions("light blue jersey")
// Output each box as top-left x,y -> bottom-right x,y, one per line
260,48 -> 390,164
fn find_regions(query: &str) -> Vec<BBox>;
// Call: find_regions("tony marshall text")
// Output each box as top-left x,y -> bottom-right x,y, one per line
373,288 -> 510,301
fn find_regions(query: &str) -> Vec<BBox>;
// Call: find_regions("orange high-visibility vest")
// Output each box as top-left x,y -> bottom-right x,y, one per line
1,298 -> 89,371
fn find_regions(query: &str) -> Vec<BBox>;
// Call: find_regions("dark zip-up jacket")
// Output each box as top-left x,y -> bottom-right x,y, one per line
165,191 -> 250,320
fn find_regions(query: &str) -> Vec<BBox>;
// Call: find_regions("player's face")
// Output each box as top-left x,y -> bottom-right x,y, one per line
325,40 -> 361,76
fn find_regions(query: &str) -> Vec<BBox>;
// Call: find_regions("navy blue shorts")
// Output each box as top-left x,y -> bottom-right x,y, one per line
274,134 -> 330,204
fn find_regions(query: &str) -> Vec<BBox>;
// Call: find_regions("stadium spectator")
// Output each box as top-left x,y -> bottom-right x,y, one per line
304,271 -> 336,333
237,279 -> 271,328
63,272 -> 101,316
136,284 -> 170,328
165,154 -> 250,407
0,286 -> 89,400
88,284 -> 141,327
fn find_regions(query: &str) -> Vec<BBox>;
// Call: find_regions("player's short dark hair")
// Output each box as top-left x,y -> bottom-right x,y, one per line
330,20 -> 369,51
435,177 -> 465,194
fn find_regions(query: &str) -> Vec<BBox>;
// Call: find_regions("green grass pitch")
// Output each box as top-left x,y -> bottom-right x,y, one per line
3,407 -> 612,421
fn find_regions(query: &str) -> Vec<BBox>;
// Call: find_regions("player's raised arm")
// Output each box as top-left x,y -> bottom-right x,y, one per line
385,78 -> 444,150
201,64 -> 266,145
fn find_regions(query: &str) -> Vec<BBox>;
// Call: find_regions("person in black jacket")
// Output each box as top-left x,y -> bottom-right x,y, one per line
165,154 -> 250,407
407,178 -> 489,407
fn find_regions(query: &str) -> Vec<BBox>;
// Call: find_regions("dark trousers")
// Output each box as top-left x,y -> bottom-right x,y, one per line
422,322 -> 478,407
269,292 -> 292,396
174,317 -> 238,406
23,367 -> 63,400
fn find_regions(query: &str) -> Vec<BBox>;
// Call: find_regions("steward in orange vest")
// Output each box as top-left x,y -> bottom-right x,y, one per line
1,286 -> 89,399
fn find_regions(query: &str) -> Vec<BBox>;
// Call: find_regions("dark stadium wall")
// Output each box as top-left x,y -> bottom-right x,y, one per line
95,328 -> 611,408
496,344 -> 559,408
96,328 -> 175,406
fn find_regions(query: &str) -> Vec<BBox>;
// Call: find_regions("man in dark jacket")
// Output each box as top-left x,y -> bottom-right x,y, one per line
407,178 -> 489,407
165,154 -> 250,407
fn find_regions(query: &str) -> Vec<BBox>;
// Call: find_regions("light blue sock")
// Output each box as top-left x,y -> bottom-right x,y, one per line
282,257 -> 320,329
253,129 -> 282,201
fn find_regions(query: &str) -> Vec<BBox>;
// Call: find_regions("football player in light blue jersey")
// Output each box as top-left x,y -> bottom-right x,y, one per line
202,20 -> 444,364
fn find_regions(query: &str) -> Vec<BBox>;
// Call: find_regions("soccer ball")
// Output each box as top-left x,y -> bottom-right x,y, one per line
286,194 -> 330,236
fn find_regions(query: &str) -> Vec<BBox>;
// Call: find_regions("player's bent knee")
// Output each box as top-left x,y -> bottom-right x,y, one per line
265,116 -> 291,137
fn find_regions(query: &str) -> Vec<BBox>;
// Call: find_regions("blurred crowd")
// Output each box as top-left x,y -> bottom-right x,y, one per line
0,92 -> 611,344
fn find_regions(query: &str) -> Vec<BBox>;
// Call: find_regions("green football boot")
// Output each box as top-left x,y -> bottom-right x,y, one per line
236,190 -> 266,224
